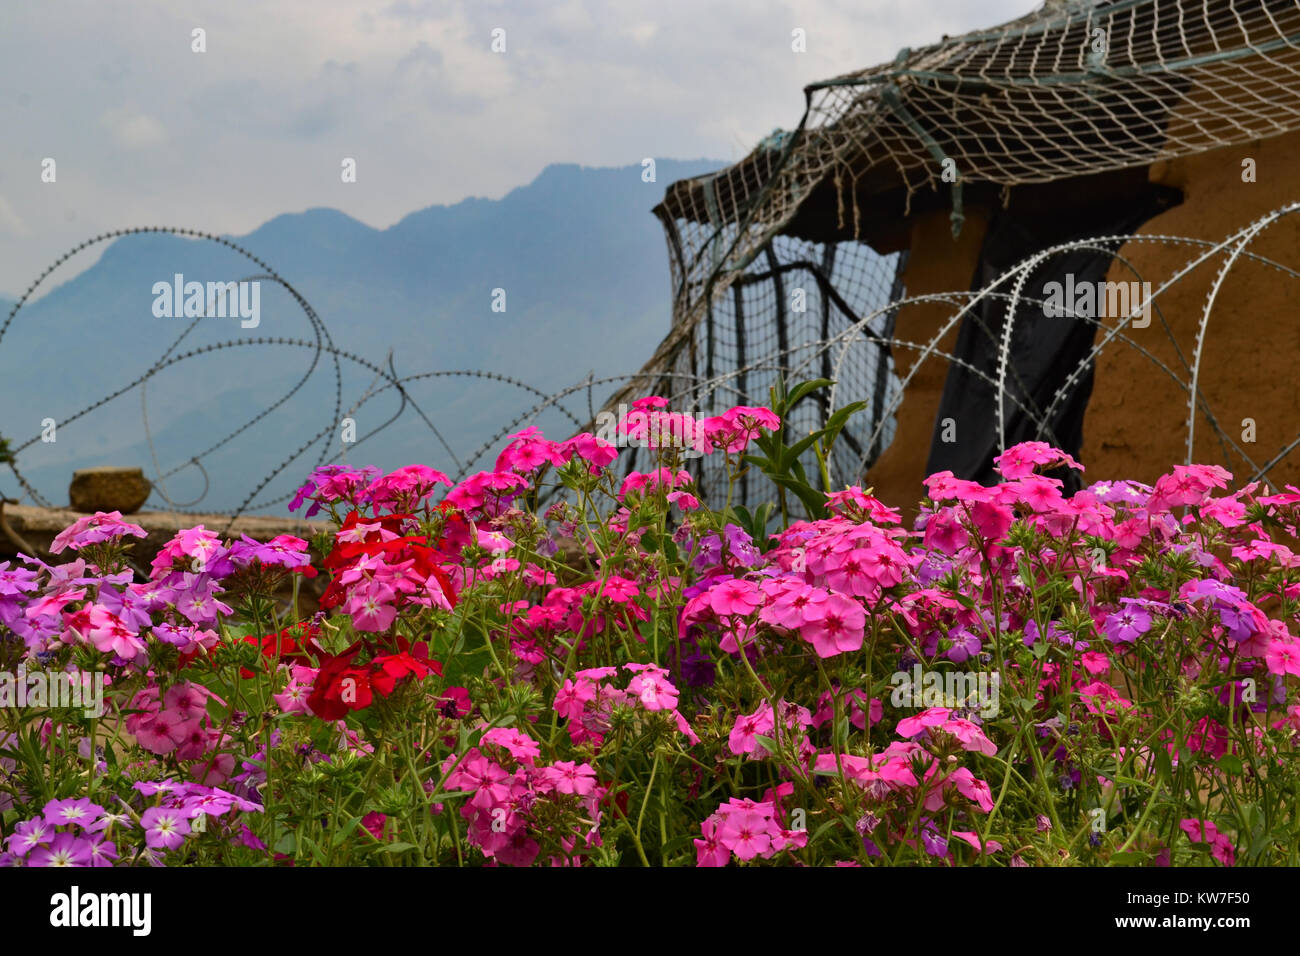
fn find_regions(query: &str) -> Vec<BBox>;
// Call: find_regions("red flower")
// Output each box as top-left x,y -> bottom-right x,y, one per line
237,621 -> 318,679
306,642 -> 372,721
369,650 -> 439,698
305,637 -> 443,719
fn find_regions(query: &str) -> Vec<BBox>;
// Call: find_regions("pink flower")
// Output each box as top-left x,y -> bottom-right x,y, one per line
554,678 -> 596,722
759,579 -> 828,630
346,580 -> 398,632
948,767 -> 995,812
557,433 -> 619,472
708,578 -> 762,618
82,606 -> 145,659
701,406 -> 780,454
495,427 -> 565,474
896,708 -> 951,738
541,760 -> 597,796
595,575 -> 640,603
481,727 -> 541,764
1180,818 -> 1236,866
625,664 -> 679,712
728,702 -> 775,757
798,592 -> 865,657
717,809 -> 774,860
1266,638 -> 1300,677
694,816 -> 730,867
50,512 -> 147,554
951,830 -> 1002,855
942,718 -> 998,756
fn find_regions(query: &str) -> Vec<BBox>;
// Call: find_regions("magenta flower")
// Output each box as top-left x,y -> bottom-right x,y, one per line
87,838 -> 118,867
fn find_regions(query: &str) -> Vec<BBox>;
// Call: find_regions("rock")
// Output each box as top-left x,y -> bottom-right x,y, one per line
68,467 -> 153,514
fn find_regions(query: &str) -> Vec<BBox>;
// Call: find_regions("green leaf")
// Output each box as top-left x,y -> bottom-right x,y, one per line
783,378 -> 834,410
1217,754 -> 1244,775
331,814 -> 367,848
1107,850 -> 1148,865
1153,745 -> 1173,783
377,841 -> 419,854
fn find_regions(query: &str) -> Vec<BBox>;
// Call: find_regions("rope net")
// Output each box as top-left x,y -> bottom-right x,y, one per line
612,0 -> 1300,510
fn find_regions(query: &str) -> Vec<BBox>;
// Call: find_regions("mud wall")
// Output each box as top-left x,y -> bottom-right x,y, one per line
864,207 -> 989,513
1087,131 -> 1300,488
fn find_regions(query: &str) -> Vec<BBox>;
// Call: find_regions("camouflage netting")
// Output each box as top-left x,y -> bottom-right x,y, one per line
608,0 -> 1300,511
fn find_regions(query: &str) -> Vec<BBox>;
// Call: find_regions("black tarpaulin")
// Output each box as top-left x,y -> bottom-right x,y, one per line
925,185 -> 1181,493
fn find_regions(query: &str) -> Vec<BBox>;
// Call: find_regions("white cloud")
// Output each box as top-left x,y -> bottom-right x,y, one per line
98,109 -> 168,150
0,196 -> 27,237
0,0 -> 1042,292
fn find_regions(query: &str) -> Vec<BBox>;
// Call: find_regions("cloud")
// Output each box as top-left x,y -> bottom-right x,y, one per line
0,196 -> 28,237
0,0 -> 1042,293
97,109 -> 168,150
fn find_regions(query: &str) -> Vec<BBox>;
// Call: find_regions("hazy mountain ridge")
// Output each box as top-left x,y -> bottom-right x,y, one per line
0,160 -> 724,512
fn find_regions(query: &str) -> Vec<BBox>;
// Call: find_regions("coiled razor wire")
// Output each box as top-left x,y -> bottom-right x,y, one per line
8,213 -> 1300,527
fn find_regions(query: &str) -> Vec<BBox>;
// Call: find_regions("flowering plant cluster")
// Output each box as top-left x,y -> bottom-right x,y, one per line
4,380 -> 1300,866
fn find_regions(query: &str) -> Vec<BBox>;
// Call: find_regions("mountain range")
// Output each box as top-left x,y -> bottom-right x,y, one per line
0,159 -> 724,514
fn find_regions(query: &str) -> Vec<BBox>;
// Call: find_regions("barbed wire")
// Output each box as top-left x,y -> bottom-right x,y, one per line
6,217 -> 1300,528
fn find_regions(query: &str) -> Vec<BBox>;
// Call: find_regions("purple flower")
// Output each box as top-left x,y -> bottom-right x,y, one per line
6,817 -> 53,857
920,826 -> 949,858
1104,605 -> 1152,644
945,627 -> 983,663
86,810 -> 133,834
42,797 -> 105,830
87,838 -> 117,867
29,832 -> 93,867
140,807 -> 190,850
228,534 -> 311,570
177,785 -> 260,818
1024,619 -> 1067,648
132,780 -> 177,797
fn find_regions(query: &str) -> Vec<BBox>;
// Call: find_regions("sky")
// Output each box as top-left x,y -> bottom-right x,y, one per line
0,0 -> 1040,296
